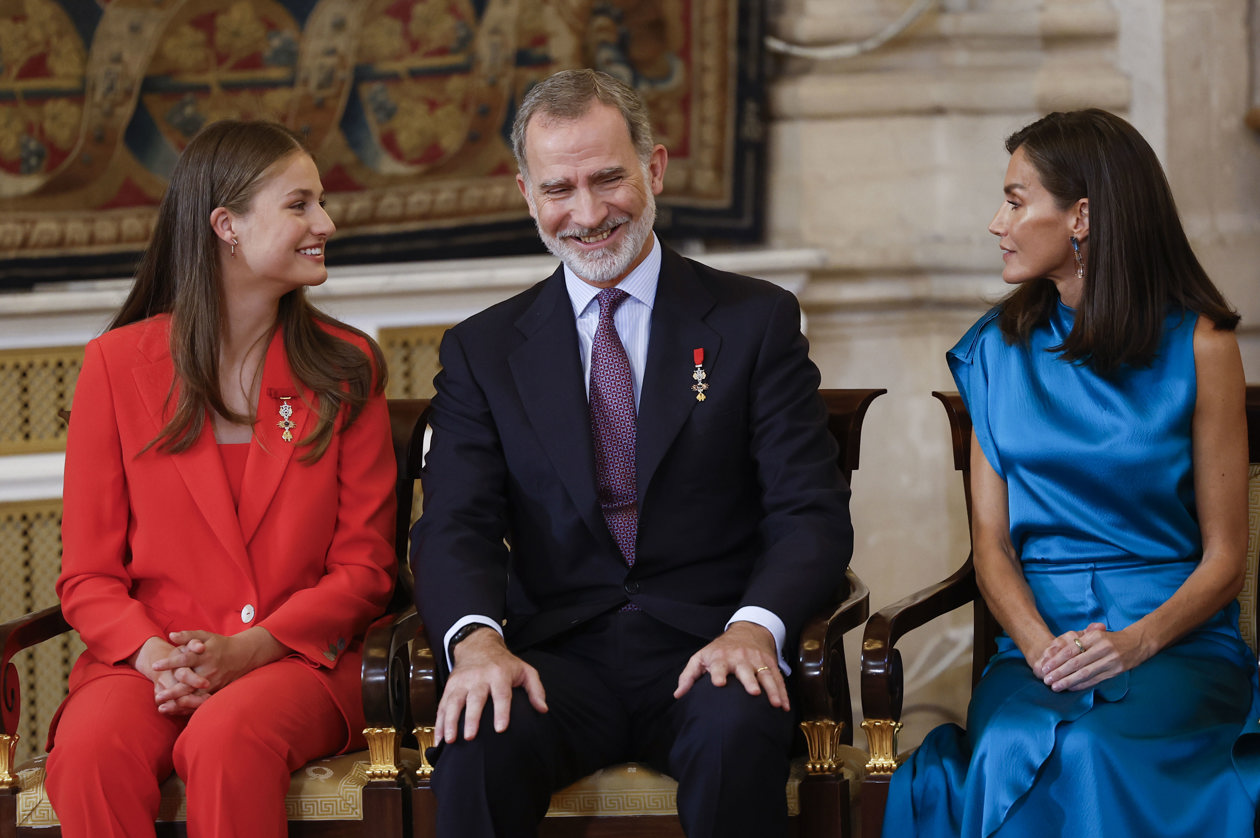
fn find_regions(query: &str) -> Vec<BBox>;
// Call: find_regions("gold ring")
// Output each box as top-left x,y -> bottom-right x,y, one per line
755,666 -> 770,673
1073,638 -> 1085,653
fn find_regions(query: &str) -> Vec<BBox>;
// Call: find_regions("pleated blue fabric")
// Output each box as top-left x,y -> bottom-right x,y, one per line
883,302 -> 1260,838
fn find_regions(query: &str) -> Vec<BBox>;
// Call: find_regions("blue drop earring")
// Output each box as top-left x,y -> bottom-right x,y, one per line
1070,236 -> 1084,280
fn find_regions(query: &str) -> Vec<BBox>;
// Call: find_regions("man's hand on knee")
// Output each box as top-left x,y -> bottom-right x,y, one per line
673,621 -> 790,710
437,629 -> 548,743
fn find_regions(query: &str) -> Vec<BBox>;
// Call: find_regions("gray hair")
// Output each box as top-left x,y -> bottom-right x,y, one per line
511,69 -> 655,179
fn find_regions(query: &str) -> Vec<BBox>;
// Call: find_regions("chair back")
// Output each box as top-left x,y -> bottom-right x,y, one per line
795,388 -> 883,741
1240,386 -> 1260,656
938,385 -> 1260,682
931,392 -> 998,686
387,398 -> 431,614
820,389 -> 886,483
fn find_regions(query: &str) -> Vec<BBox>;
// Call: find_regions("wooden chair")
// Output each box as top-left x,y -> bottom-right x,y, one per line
0,398 -> 431,837
406,388 -> 885,838
858,386 -> 1260,838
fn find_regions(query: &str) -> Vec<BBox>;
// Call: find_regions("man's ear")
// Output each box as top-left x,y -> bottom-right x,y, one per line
516,172 -> 538,220
647,145 -> 668,196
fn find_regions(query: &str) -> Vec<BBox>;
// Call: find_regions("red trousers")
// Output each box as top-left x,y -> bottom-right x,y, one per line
45,658 -> 348,838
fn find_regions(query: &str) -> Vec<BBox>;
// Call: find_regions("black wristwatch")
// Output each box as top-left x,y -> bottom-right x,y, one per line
448,623 -> 493,661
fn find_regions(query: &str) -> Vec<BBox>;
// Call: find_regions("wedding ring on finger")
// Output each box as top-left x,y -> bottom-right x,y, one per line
1073,638 -> 1085,653
755,666 -> 770,673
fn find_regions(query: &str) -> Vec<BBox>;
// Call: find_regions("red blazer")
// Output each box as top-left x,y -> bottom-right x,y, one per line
54,315 -> 396,748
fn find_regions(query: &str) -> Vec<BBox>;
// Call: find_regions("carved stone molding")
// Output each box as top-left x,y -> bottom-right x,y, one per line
768,1 -> 1128,118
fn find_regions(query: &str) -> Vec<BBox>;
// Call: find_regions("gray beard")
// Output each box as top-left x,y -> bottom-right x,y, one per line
537,195 -> 657,286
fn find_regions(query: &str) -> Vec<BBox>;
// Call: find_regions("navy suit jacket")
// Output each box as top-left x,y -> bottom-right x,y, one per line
412,245 -> 852,665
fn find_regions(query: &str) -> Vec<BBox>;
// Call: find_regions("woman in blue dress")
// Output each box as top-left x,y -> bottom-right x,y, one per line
883,109 -> 1260,837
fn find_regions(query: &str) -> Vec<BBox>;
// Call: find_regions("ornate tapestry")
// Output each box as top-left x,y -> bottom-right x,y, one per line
0,0 -> 765,288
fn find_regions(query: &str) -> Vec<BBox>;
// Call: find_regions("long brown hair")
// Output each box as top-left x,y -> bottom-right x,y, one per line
997,109 -> 1238,374
111,120 -> 385,461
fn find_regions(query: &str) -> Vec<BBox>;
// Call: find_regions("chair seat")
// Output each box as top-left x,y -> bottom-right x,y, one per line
543,748 -> 868,820
14,748 -> 424,827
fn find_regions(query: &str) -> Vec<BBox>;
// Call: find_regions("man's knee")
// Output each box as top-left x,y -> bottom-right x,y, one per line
434,688 -> 551,781
675,679 -> 795,753
667,681 -> 793,838
430,687 -> 560,835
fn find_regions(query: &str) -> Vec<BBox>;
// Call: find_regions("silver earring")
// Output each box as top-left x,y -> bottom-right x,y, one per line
1070,236 -> 1084,280
231,238 -> 238,257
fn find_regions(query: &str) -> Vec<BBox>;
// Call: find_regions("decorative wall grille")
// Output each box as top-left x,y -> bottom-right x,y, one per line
379,325 -> 448,400
0,346 -> 83,456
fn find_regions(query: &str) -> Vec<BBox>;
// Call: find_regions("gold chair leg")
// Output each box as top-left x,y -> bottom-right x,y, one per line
363,727 -> 401,781
799,719 -> 844,774
861,718 -> 902,775
414,725 -> 435,777
0,733 -> 17,790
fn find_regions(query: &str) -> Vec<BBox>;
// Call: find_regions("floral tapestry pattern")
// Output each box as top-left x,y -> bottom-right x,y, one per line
0,0 -> 763,287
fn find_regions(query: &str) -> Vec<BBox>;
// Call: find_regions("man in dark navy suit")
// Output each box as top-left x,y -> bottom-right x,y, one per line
412,68 -> 852,838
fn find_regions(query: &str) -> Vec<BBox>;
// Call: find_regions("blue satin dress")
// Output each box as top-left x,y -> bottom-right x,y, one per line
882,302 -> 1260,837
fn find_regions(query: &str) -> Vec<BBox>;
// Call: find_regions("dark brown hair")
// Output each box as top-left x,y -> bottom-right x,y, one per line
997,109 -> 1237,374
111,120 -> 385,461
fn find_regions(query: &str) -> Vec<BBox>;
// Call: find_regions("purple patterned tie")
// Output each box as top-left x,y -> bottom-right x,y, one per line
589,288 -> 638,565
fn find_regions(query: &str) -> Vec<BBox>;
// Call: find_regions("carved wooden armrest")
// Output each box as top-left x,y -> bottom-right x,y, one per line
859,559 -> 976,773
797,568 -> 870,774
1,604 -> 72,789
361,604 -> 421,781
1,605 -> 72,676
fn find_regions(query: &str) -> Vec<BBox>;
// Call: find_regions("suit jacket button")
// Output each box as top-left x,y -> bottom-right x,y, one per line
624,582 -> 640,595
241,604 -> 255,623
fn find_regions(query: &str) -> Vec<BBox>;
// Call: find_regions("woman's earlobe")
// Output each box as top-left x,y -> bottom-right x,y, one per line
1074,199 -> 1089,238
209,206 -> 237,246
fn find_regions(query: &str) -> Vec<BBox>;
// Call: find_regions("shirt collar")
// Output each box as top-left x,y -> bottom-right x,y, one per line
564,234 -> 661,317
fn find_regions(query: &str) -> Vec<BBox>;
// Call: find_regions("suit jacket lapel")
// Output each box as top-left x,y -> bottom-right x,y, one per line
131,320 -> 253,572
508,270 -> 610,547
238,327 -> 310,546
637,248 -> 720,502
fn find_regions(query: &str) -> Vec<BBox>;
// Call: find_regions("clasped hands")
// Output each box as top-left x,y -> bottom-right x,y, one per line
435,620 -> 785,745
1034,621 -> 1146,692
131,627 -> 286,715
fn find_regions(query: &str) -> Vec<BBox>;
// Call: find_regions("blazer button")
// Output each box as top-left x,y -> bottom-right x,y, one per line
241,604 -> 255,623
624,581 -> 640,595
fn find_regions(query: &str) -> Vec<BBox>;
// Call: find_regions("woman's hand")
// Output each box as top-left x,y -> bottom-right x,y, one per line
1037,622 -> 1149,691
129,636 -> 211,715
151,627 -> 288,695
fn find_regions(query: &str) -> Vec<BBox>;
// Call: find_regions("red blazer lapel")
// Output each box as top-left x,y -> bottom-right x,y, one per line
129,320 -> 252,573
238,328 -> 312,545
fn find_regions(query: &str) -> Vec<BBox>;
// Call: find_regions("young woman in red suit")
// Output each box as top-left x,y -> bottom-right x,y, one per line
43,120 -> 397,838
